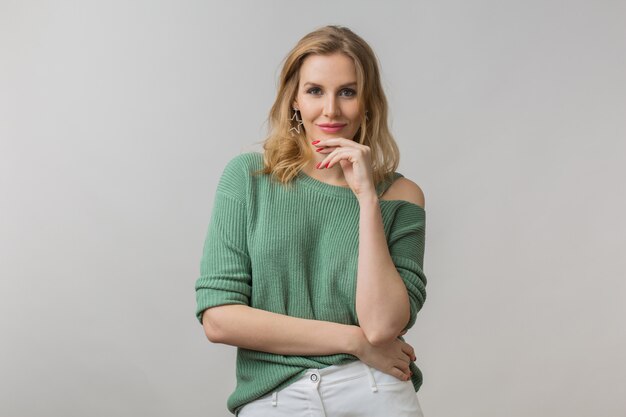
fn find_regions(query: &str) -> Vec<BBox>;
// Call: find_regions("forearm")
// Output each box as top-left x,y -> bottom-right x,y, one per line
202,304 -> 363,356
355,194 -> 410,345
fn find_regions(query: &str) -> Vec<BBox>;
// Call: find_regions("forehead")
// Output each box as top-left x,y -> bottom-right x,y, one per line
299,53 -> 357,85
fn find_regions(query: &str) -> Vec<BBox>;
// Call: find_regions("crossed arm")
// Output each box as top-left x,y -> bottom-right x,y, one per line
202,180 -> 425,356
202,304 -> 365,356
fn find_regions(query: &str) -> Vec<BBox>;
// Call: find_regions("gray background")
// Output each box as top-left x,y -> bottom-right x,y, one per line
1,1 -> 625,416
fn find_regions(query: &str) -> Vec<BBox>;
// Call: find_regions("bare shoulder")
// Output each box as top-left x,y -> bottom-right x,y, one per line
381,177 -> 425,209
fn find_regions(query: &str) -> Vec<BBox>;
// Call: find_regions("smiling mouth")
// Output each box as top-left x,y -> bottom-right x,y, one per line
318,125 -> 345,133
318,123 -> 347,128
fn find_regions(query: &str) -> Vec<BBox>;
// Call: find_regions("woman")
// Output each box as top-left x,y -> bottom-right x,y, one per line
195,25 -> 427,416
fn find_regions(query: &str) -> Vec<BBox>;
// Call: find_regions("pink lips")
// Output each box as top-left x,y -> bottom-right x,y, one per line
318,123 -> 346,133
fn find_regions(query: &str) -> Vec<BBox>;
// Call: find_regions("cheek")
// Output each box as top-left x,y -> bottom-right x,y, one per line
344,102 -> 361,119
347,111 -> 362,124
298,106 -> 317,121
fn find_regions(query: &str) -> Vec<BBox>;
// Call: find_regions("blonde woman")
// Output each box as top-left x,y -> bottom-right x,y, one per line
195,25 -> 427,417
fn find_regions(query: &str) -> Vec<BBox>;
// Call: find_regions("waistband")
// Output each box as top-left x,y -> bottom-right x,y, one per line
264,360 -> 380,408
302,360 -> 379,391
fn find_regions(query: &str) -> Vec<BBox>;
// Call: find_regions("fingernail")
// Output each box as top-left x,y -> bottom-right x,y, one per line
316,147 -> 323,152
311,140 -> 320,144
316,162 -> 321,169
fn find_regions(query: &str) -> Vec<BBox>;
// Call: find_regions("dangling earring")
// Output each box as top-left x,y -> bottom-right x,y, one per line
289,107 -> 303,135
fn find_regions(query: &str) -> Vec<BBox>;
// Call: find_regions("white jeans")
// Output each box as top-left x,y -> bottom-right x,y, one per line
236,360 -> 425,417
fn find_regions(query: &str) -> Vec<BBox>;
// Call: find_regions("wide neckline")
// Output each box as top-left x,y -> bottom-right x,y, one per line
296,170 -> 354,198
295,170 -> 426,213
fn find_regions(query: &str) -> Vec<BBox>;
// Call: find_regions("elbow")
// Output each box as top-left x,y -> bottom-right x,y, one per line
201,304 -> 247,343
201,308 -> 225,343
362,323 -> 404,346
362,310 -> 411,347
365,334 -> 392,347
364,329 -> 399,347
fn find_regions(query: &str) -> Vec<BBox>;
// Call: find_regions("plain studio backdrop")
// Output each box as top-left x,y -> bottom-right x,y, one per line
1,1 -> 625,416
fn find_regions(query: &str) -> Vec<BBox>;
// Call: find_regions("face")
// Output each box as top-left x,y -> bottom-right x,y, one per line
293,53 -> 362,141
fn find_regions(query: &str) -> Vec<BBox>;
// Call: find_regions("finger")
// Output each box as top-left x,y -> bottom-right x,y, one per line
395,360 -> 412,378
316,149 -> 337,168
392,364 -> 412,381
317,148 -> 352,169
401,344 -> 416,361
325,149 -> 355,169
396,359 -> 410,372
314,137 -> 363,149
314,145 -> 334,153
313,140 -> 339,150
397,355 -> 410,364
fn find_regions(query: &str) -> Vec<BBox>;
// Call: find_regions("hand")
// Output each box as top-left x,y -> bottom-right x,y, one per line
352,327 -> 416,381
312,138 -> 376,199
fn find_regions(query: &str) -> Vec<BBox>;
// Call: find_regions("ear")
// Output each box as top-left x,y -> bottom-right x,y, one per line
292,100 -> 299,110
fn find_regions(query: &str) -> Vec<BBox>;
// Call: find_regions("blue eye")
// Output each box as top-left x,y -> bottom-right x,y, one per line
305,87 -> 357,97
340,88 -> 356,97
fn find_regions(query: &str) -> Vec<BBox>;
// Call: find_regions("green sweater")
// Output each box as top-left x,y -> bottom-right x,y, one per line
194,152 -> 427,415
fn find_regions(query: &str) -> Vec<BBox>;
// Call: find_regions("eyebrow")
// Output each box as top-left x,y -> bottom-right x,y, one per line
303,82 -> 357,88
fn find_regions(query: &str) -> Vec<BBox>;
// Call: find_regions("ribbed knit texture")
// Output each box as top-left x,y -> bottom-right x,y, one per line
194,152 -> 427,415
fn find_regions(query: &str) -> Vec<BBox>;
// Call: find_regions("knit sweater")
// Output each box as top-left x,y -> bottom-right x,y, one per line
194,151 -> 427,415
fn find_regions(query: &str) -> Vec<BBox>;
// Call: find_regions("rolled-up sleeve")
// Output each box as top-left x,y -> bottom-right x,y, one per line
387,203 -> 427,332
195,158 -> 252,324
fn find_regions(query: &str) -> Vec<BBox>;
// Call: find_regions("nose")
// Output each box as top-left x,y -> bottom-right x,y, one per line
323,95 -> 340,118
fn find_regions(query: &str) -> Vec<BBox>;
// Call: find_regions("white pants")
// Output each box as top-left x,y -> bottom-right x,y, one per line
237,360 -> 425,417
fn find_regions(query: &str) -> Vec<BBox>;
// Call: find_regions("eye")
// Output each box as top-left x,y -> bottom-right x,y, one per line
340,88 -> 357,97
306,87 -> 322,95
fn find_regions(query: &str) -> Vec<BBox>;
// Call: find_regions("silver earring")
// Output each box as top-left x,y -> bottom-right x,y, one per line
290,107 -> 303,135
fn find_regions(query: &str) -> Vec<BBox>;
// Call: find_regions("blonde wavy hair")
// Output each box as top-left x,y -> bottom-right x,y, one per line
253,25 -> 401,188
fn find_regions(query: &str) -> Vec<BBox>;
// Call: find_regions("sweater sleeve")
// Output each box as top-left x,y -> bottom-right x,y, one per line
194,156 -> 252,324
387,203 -> 427,332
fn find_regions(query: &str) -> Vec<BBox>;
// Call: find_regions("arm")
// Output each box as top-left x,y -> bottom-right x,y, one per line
355,194 -> 411,346
202,304 -> 363,356
355,179 -> 427,346
195,158 -> 363,357
202,304 -> 417,381
194,157 -> 366,357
